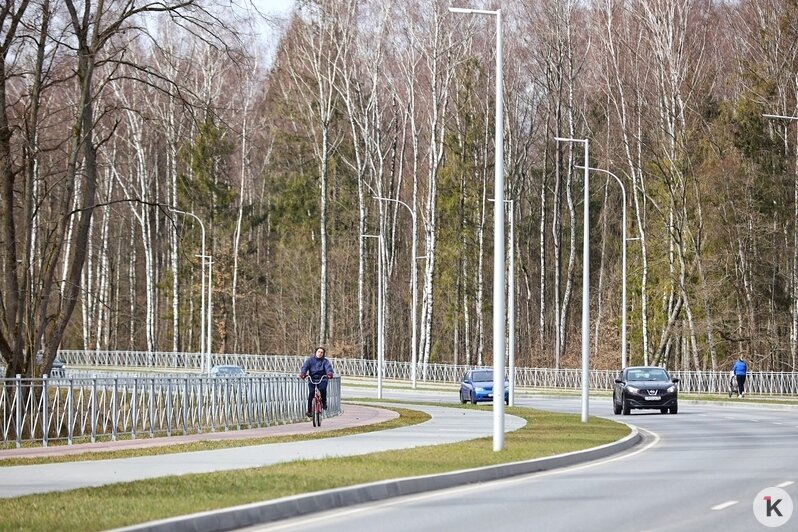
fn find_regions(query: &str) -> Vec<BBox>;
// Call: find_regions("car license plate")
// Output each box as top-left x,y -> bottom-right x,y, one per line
644,396 -> 661,401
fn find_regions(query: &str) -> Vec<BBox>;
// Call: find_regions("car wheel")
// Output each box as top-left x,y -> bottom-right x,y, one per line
613,396 -> 622,415
460,391 -> 467,404
669,404 -> 678,414
622,396 -> 631,416
660,408 -> 668,414
471,392 -> 478,405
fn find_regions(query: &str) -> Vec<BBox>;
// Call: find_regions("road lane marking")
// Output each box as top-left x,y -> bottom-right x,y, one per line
711,501 -> 738,510
777,481 -> 794,488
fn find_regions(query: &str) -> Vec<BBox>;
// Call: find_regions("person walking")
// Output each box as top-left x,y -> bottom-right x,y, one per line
731,354 -> 748,398
299,346 -> 334,417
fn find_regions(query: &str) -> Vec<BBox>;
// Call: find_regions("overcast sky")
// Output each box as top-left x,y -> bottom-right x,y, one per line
250,0 -> 295,17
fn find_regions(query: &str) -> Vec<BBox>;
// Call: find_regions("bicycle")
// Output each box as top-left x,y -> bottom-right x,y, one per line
306,375 -> 328,427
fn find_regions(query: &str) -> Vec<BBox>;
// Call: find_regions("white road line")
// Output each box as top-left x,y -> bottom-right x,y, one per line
777,481 -> 794,488
711,501 -> 738,511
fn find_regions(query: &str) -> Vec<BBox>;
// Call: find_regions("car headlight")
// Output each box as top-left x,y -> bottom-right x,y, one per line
667,385 -> 676,393
475,387 -> 485,392
626,386 -> 640,394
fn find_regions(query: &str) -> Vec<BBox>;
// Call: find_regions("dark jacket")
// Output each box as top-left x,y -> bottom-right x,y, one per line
300,356 -> 334,379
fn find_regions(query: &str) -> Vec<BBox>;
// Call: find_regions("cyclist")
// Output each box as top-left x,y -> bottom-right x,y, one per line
299,346 -> 334,417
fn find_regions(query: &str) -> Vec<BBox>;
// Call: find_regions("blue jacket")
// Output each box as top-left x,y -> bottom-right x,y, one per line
732,359 -> 748,376
300,356 -> 334,379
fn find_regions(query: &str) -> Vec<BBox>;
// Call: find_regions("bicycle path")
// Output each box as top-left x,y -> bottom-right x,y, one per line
0,403 -> 526,499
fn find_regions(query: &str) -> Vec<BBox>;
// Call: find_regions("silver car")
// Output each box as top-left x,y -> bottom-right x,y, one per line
209,364 -> 246,377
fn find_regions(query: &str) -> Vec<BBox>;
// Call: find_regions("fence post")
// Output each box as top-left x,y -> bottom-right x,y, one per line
15,375 -> 22,448
183,377 -> 188,435
211,377 -> 217,432
132,377 -> 138,440
166,377 -> 173,437
68,377 -> 74,445
149,378 -> 155,438
91,377 -> 97,444
42,375 -> 49,447
112,377 -> 118,441
198,376 -> 204,434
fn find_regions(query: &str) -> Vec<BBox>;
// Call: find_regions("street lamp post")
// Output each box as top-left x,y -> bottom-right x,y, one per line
507,199 -> 515,405
361,233 -> 385,399
576,165 -> 627,369
554,137 -> 590,423
170,208 -> 209,374
206,255 -> 213,374
374,196 -> 419,389
449,5 -> 506,451
490,197 -> 516,406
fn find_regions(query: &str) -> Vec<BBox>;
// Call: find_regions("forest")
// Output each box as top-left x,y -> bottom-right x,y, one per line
2,0 -> 798,378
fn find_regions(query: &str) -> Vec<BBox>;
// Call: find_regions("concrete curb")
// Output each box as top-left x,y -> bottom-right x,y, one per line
116,426 -> 641,532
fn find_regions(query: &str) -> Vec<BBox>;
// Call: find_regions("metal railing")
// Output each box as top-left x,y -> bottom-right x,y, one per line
55,350 -> 798,396
1,373 -> 341,448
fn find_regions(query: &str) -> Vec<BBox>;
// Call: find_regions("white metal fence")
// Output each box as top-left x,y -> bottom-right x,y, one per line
3,350 -> 796,448
55,350 -> 798,396
1,373 -> 341,448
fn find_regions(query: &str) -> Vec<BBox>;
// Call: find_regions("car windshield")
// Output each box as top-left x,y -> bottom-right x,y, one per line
627,369 -> 668,381
470,371 -> 493,382
214,366 -> 244,376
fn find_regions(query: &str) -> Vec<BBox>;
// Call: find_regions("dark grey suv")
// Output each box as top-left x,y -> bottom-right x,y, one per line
613,366 -> 679,415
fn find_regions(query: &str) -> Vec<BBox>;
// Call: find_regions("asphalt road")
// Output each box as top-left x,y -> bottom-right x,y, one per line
257,389 -> 798,532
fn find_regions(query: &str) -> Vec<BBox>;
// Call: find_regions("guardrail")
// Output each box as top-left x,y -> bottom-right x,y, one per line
1,374 -> 341,448
55,350 -> 798,396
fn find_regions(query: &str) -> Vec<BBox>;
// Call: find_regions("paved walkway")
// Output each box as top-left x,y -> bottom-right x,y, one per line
0,403 -> 526,499
0,404 -> 395,460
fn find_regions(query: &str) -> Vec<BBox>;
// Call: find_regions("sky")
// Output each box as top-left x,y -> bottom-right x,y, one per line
250,0 -> 296,17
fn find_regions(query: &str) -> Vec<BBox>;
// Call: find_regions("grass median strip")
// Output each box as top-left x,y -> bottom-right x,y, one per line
0,406 -> 426,467
2,405 -> 629,531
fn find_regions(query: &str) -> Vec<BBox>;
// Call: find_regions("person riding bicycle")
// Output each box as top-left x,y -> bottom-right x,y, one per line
299,346 -> 334,417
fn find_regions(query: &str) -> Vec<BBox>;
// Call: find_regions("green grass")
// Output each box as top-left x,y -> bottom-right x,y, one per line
1,405 -> 629,531
0,406 -> 427,467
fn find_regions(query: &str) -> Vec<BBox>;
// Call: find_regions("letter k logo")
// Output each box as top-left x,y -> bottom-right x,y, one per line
754,487 -> 793,526
765,496 -> 784,518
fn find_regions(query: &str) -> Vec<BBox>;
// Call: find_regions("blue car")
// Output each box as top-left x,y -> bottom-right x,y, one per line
459,369 -> 509,405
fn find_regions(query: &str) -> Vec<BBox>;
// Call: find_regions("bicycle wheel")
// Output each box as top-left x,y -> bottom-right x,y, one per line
314,410 -> 321,427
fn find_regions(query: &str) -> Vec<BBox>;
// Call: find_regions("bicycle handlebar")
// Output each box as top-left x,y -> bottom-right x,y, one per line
305,375 -> 331,385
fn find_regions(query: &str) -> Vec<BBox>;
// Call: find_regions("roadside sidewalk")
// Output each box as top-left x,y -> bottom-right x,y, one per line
0,403 -> 397,460
0,404 -> 524,499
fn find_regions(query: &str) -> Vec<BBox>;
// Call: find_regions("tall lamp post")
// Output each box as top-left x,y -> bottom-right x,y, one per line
374,196 -> 419,389
171,208 -> 210,374
554,137 -> 590,423
361,233 -> 385,399
490,198 -> 515,405
507,199 -> 515,405
449,5 -> 506,451
576,165 -> 628,369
